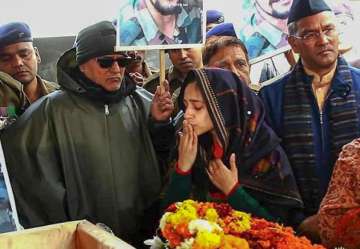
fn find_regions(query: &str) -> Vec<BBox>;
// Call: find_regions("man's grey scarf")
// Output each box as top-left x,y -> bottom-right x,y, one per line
283,57 -> 360,215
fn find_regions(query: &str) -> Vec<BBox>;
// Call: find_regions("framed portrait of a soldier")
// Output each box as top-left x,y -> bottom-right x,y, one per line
116,0 -> 204,50
234,0 -> 293,63
205,0 -> 293,63
0,140 -> 21,233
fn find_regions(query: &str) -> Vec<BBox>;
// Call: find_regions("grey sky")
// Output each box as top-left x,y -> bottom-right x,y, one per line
0,0 -> 119,37
1,0 -> 360,38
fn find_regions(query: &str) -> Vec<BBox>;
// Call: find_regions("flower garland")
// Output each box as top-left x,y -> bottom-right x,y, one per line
145,200 -> 326,249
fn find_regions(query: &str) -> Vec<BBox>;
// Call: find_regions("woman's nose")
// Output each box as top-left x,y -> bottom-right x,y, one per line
184,109 -> 193,120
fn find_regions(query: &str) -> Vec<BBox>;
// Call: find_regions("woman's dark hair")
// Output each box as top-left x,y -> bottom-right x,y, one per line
178,71 -> 198,112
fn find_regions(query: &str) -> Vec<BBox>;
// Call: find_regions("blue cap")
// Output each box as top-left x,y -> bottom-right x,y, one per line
206,10 -> 224,25
0,22 -> 33,48
206,23 -> 237,39
288,0 -> 332,24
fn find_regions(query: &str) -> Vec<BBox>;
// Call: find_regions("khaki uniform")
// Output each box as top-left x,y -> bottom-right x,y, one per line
0,72 -> 24,110
142,61 -> 159,79
143,66 -> 183,95
0,72 -> 58,115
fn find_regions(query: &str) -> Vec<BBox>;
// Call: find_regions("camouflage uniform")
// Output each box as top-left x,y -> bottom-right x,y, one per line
119,0 -> 202,46
238,0 -> 288,59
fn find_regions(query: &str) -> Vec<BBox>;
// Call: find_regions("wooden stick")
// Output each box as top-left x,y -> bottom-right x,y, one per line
159,50 -> 166,88
284,49 -> 297,67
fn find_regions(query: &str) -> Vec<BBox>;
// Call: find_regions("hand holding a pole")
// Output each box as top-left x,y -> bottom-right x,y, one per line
150,79 -> 174,122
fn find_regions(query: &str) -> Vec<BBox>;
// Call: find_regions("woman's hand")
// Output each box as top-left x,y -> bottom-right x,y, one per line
297,214 -> 321,243
207,153 -> 238,195
177,120 -> 198,172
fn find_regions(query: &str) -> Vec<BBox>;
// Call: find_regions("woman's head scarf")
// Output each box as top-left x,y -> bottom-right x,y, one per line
178,68 -> 302,207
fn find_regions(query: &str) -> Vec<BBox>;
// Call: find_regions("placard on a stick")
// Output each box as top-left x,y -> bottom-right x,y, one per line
115,0 -> 204,51
0,140 -> 21,233
232,0 -> 292,62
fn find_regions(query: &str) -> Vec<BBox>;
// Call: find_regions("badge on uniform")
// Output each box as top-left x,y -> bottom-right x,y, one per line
0,106 -> 17,130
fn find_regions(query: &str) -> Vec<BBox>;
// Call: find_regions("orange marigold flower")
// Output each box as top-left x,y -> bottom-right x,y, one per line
220,234 -> 249,249
175,222 -> 192,238
158,200 -> 326,249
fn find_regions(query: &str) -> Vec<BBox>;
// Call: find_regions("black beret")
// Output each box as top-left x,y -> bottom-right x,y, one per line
0,22 -> 33,48
288,0 -> 332,24
206,10 -> 225,25
75,21 -> 117,65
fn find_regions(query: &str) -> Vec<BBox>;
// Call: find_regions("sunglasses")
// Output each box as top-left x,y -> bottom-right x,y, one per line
96,56 -> 131,69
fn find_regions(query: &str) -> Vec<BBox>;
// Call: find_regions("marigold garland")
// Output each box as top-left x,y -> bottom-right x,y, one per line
155,200 -> 326,249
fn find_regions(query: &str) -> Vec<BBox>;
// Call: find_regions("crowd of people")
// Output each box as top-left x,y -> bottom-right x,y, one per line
1,0 -> 360,248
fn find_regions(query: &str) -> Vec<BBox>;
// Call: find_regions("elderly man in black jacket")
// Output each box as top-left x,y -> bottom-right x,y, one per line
1,21 -> 174,248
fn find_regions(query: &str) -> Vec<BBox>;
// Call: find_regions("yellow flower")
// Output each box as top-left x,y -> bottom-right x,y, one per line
233,210 -> 251,221
232,211 -> 251,232
205,208 -> 218,222
167,201 -> 198,226
220,235 -> 249,249
181,199 -> 197,207
193,231 -> 221,249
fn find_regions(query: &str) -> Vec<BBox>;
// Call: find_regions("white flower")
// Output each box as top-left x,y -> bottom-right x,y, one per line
188,219 -> 222,234
175,238 -> 194,249
159,212 -> 171,230
144,236 -> 167,249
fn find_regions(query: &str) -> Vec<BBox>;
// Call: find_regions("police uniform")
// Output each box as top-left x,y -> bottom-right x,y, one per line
206,10 -> 224,25
206,22 -> 237,38
0,22 -> 59,121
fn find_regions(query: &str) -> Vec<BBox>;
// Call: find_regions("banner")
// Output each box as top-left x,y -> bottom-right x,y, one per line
233,0 -> 292,62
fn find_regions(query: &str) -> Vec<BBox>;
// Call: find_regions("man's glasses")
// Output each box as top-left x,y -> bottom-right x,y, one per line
291,27 -> 338,43
96,56 -> 131,69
